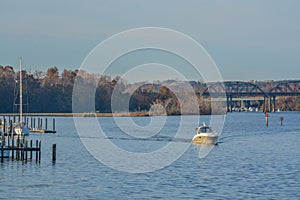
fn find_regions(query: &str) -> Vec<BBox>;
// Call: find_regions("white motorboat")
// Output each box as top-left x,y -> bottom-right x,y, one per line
192,122 -> 218,145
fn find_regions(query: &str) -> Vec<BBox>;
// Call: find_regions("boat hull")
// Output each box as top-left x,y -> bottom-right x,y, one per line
192,135 -> 218,145
13,123 -> 30,136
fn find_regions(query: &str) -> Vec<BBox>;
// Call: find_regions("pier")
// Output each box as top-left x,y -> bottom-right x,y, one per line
0,115 -> 56,134
0,135 -> 41,163
0,115 -> 57,163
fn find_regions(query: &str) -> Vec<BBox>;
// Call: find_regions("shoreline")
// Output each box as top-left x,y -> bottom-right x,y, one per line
0,111 -> 297,117
0,112 -> 211,117
0,112 -> 150,117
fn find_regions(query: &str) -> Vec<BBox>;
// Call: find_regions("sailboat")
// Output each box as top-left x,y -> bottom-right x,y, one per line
11,58 -> 30,136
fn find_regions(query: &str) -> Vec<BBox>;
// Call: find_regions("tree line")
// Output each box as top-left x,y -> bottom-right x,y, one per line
0,65 -> 198,114
0,65 -> 299,114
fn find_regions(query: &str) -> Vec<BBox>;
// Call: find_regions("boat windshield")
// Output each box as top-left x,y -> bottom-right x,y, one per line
199,127 -> 212,133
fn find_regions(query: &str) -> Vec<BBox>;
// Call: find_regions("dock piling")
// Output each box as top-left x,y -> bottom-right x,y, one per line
12,137 -> 15,160
38,140 -> 41,162
3,118 -> 6,134
53,119 -> 55,132
30,140 -> 32,159
52,144 -> 56,164
35,140 -> 38,161
1,138 -> 4,163
45,118 -> 48,130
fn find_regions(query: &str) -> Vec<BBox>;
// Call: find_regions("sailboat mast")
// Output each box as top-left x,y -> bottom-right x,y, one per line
19,57 -> 22,123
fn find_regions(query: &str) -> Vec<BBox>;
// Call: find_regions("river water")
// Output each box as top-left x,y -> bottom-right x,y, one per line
0,112 -> 299,199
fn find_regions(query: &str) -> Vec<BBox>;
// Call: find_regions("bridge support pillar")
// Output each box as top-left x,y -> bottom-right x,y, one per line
271,96 -> 276,112
268,97 -> 272,112
227,95 -> 233,112
241,100 -> 245,110
263,97 -> 266,113
263,96 -> 270,113
226,96 -> 229,112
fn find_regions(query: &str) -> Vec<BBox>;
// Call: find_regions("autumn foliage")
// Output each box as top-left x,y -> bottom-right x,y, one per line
0,65 -> 299,114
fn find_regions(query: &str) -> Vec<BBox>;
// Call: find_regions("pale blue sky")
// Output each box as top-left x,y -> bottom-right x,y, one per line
0,0 -> 299,81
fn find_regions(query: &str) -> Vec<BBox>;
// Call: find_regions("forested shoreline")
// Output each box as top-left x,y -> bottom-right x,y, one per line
0,65 -> 299,114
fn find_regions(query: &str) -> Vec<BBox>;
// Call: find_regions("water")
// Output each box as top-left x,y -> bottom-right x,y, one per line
1,112 -> 299,199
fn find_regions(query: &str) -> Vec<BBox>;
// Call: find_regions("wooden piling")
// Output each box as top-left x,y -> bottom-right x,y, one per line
35,140 -> 38,161
21,145 -> 24,161
30,140 -> 32,159
7,136 -> 10,147
52,144 -> 56,163
16,136 -> 20,160
25,140 -> 28,162
12,137 -> 15,160
1,138 -> 4,163
53,118 -> 55,131
3,118 -> 6,134
9,120 -> 12,135
38,140 -> 41,161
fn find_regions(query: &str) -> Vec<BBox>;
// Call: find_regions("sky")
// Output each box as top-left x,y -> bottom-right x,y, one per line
0,0 -> 299,81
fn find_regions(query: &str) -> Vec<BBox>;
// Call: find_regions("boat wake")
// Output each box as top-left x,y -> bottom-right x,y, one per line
56,134 -> 191,143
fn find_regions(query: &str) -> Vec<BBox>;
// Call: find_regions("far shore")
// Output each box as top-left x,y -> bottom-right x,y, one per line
0,112 -> 150,117
0,111 -> 209,117
2,111 -> 295,118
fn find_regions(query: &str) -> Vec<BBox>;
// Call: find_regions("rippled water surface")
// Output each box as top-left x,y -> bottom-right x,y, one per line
0,112 -> 299,199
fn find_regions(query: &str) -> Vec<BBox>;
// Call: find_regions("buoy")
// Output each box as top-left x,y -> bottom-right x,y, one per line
265,113 -> 269,127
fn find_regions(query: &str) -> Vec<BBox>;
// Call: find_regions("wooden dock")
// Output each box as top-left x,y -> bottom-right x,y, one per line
29,128 -> 56,134
1,135 -> 41,163
1,115 -> 57,163
0,116 -> 56,134
28,117 -> 56,133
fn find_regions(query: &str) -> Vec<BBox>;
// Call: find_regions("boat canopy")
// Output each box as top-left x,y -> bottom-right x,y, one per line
199,126 -> 213,133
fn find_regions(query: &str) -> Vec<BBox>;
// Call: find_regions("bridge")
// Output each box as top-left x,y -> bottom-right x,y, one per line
269,81 -> 300,96
199,81 -> 300,112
